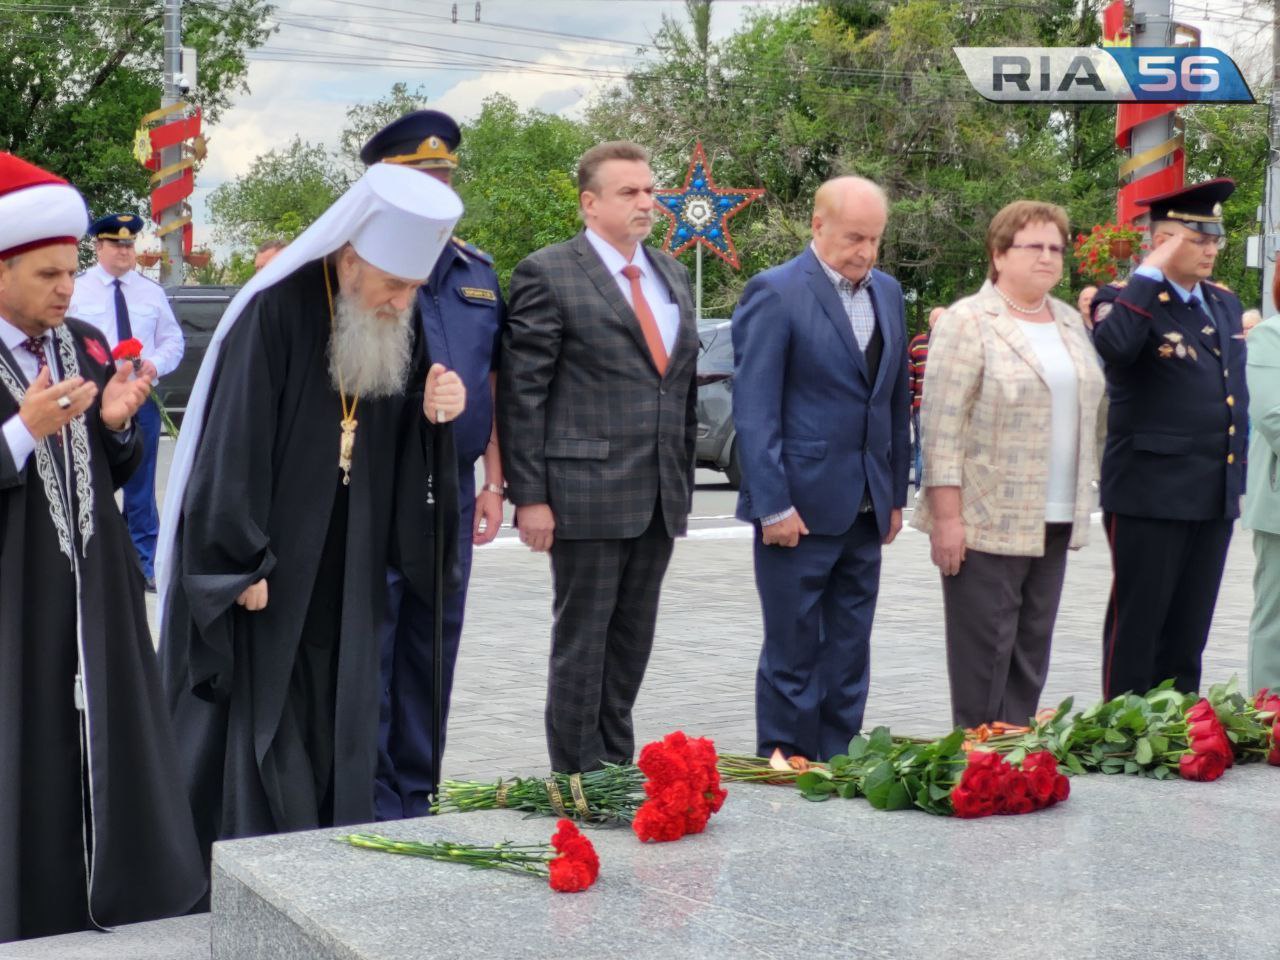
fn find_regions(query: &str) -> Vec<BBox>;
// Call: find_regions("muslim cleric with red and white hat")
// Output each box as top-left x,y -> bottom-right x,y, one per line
0,151 -> 207,943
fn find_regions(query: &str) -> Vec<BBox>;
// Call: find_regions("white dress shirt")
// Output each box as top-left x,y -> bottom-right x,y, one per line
0,315 -> 47,469
583,228 -> 680,354
69,265 -> 184,378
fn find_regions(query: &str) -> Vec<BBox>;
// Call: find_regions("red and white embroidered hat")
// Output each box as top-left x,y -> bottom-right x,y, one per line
0,152 -> 89,259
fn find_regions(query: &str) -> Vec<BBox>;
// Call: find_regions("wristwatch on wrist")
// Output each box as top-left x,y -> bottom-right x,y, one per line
481,482 -> 505,497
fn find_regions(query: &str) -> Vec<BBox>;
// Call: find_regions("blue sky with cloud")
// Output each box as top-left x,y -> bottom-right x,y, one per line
190,0 -> 1263,250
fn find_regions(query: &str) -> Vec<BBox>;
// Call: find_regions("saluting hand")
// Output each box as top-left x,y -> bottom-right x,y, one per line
100,361 -> 154,431
425,363 -> 466,424
18,367 -> 97,440
1140,232 -> 1184,275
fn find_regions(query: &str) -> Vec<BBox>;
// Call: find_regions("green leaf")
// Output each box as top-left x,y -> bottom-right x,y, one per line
1123,760 -> 1139,774
929,783 -> 952,801
846,736 -> 869,760
1066,753 -> 1086,776
836,781 -> 860,800
1134,738 -> 1153,765
795,771 -> 833,792
1103,728 -> 1128,744
935,729 -> 965,756
881,781 -> 912,811
867,727 -> 895,755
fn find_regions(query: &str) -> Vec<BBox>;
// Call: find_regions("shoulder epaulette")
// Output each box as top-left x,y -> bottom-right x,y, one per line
1108,280 -> 1127,289
451,235 -> 494,266
1207,280 -> 1233,292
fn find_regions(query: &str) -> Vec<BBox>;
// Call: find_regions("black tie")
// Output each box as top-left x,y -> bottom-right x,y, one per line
112,278 -> 133,343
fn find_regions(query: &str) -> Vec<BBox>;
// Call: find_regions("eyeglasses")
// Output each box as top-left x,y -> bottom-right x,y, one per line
1007,243 -> 1065,257
1184,234 -> 1228,251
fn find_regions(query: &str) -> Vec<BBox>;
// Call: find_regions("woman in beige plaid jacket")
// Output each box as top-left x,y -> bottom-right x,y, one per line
912,200 -> 1105,728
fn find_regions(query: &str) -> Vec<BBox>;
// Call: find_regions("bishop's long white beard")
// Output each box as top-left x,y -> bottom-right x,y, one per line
328,292 -> 414,399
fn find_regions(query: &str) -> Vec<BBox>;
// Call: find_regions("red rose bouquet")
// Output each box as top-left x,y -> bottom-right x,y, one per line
632,731 -> 728,842
950,750 -> 1070,819
341,819 -> 600,894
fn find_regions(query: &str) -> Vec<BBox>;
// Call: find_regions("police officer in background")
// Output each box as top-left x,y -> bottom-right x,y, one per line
361,110 -> 507,819
69,214 -> 184,591
1090,179 -> 1247,700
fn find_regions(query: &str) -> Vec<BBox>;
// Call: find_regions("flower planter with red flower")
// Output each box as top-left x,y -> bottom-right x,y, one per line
1074,221 -> 1146,287
186,250 -> 212,269
136,251 -> 162,268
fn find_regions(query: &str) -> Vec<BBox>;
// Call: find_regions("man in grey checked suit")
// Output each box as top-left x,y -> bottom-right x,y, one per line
499,141 -> 698,773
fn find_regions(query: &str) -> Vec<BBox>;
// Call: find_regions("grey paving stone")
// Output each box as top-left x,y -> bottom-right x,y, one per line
211,771 -> 1280,960
0,915 -> 209,960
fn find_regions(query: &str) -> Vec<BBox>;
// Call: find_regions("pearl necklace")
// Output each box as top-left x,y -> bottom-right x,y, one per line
994,284 -> 1047,316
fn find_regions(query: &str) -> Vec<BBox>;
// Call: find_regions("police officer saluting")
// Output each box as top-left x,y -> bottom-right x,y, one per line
360,110 -> 506,819
69,214 -> 183,591
1091,178 -> 1247,699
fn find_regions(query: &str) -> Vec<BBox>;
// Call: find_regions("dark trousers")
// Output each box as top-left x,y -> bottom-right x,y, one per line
121,399 -> 160,580
1102,513 -> 1233,699
546,504 -> 674,773
942,524 -> 1071,728
374,479 -> 474,820
754,511 -> 882,762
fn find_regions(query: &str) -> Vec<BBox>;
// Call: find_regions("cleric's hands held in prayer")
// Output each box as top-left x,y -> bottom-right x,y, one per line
100,359 -> 154,431
424,362 -> 465,424
19,367 -> 97,438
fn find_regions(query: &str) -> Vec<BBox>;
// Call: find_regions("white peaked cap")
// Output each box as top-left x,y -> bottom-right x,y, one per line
154,164 -> 464,620
351,163 -> 462,280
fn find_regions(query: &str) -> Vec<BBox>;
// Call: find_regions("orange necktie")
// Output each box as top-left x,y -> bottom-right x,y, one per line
621,264 -> 668,376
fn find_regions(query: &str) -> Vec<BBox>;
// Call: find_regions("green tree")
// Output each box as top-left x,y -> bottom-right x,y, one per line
336,81 -> 431,177
453,94 -> 594,289
0,0 -> 273,219
206,136 -> 344,248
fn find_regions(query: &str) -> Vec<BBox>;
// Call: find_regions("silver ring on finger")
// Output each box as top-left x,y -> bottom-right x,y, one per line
56,395 -> 72,410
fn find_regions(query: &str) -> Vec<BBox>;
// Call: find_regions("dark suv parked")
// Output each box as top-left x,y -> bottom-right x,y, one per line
161,284 -> 240,420
695,319 -> 741,488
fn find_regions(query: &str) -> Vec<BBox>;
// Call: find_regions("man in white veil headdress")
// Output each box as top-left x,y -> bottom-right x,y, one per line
157,164 -> 467,854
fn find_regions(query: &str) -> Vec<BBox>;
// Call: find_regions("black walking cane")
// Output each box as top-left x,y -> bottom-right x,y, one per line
430,423 -> 447,806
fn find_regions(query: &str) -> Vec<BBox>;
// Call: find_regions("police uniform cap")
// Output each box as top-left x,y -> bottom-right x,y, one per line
90,213 -> 141,242
360,110 -> 461,170
1137,178 -> 1235,237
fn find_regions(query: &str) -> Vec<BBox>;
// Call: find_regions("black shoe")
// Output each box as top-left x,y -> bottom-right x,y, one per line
145,576 -> 157,593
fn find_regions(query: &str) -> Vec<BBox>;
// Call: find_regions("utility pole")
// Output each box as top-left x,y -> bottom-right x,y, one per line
159,0 -> 184,287
1263,0 -> 1280,315
1126,0 -> 1175,230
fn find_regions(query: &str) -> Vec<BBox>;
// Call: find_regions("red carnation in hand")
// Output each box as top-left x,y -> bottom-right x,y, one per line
547,819 -> 599,893
111,337 -> 144,361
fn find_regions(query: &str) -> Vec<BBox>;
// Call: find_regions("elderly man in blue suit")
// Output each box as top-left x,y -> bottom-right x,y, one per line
731,175 -> 910,764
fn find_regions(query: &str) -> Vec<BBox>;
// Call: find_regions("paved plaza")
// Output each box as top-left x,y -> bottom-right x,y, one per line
140,439 -> 1251,781
445,476 -> 1251,780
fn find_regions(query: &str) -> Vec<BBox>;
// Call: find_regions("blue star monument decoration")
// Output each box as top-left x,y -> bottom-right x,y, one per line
655,142 -> 764,270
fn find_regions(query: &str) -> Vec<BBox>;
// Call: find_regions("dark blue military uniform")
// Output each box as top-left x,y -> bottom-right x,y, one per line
361,110 -> 507,820
1091,178 -> 1246,699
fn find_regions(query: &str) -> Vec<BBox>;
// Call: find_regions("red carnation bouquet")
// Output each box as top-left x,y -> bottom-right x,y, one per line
632,731 -> 728,842
341,818 -> 600,894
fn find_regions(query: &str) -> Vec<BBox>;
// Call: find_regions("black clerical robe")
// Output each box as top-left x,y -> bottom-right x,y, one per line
160,259 -> 457,855
0,319 -> 205,943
